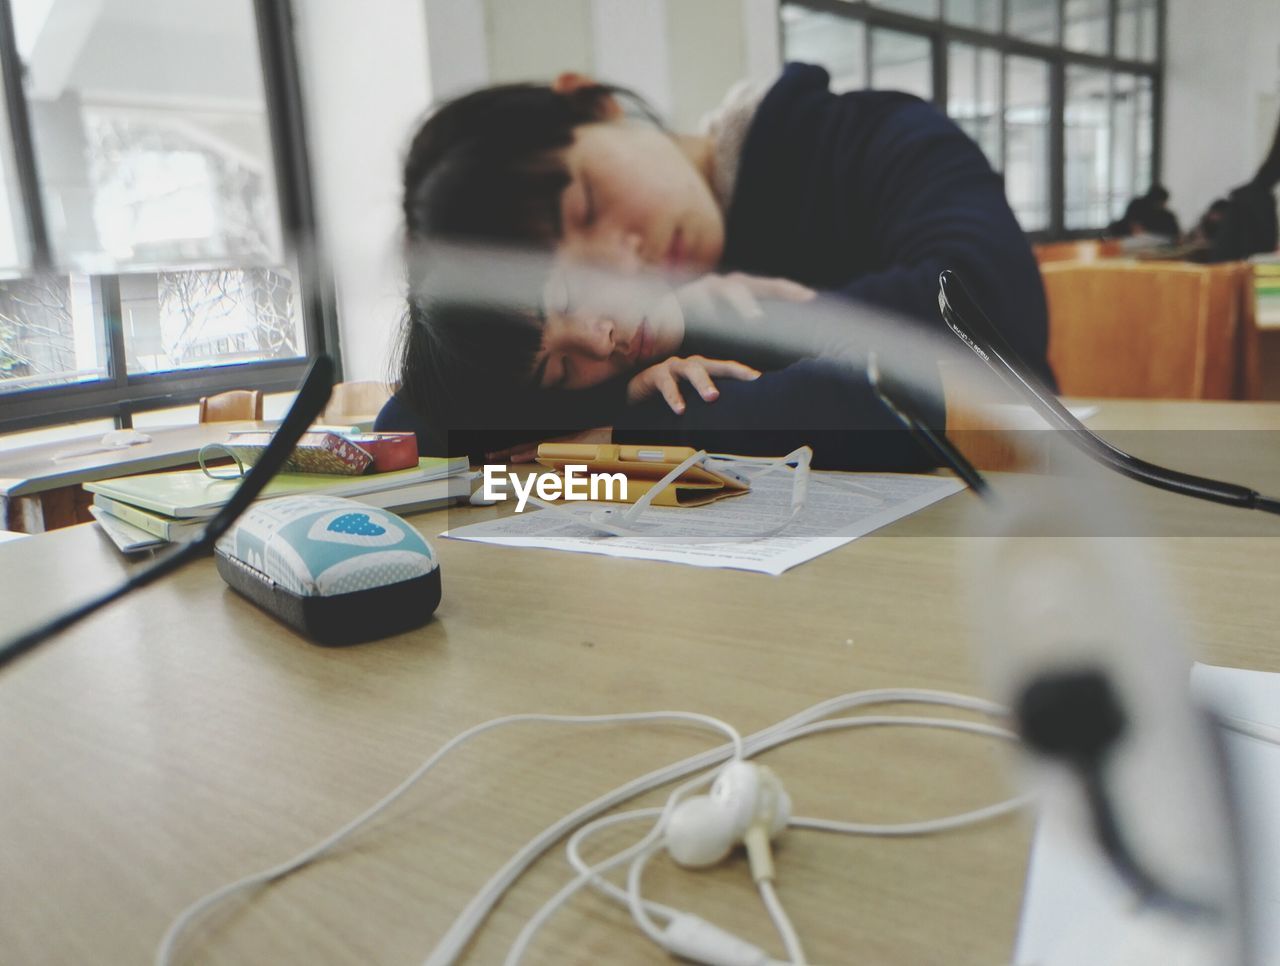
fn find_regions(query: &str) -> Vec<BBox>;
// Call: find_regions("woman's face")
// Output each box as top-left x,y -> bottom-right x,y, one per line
529,266 -> 685,390
555,121 -> 725,274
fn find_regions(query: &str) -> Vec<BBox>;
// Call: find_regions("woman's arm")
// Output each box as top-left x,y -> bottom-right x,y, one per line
613,355 -> 942,472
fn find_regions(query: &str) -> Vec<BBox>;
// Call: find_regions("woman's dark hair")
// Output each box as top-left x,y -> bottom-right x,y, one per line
392,81 -> 658,455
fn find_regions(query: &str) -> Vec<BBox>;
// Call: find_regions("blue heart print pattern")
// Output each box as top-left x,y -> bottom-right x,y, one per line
218,496 -> 436,596
305,508 -> 406,550
328,513 -> 387,537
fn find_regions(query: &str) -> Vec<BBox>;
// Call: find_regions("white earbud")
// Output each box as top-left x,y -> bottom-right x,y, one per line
664,761 -> 791,878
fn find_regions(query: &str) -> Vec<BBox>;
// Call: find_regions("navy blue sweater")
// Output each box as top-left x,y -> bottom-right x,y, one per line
380,64 -> 1051,469
612,64 -> 1051,470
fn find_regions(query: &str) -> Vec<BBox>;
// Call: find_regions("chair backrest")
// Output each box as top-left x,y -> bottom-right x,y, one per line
198,389 -> 264,423
321,381 -> 393,424
1040,261 -> 1249,399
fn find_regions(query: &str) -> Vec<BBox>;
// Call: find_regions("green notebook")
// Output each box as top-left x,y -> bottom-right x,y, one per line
85,456 -> 468,519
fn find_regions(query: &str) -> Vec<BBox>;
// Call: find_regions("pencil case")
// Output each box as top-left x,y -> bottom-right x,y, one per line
214,494 -> 441,645
341,432 -> 419,472
225,431 -> 373,475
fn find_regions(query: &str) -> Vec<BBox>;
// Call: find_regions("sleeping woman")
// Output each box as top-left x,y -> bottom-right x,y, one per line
376,64 -> 1052,469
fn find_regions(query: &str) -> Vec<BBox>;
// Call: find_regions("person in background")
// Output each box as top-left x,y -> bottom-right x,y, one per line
1105,184 -> 1181,243
1187,109 -> 1280,263
377,63 -> 1052,468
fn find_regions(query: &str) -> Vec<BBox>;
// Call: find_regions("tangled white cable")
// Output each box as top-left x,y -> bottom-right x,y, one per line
154,690 -> 1026,966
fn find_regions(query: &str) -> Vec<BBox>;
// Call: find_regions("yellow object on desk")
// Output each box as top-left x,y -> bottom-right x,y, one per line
534,442 -> 750,507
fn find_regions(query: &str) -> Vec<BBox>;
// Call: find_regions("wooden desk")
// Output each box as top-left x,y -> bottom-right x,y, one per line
2,400 -> 1280,965
0,422 -> 271,533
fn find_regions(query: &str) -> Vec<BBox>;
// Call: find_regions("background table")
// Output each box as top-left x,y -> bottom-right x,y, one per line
2,400 -> 1279,965
0,422 -> 271,533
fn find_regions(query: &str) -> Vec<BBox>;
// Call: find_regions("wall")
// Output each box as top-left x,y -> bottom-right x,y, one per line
1162,0 -> 1280,228
292,0 -> 431,385
296,0 -> 776,382
435,0 -> 779,135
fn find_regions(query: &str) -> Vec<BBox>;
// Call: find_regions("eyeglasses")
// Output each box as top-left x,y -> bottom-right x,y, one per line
936,269 -> 1280,517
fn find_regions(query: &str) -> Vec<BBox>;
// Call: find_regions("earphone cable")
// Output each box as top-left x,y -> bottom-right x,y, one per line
503,776 -> 712,966
431,690 -> 1013,966
759,879 -> 807,966
159,690 -> 1012,966
567,713 -> 1027,965
155,711 -> 743,966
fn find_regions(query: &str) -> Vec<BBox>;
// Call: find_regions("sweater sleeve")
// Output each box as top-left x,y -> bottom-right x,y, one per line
613,355 -> 942,472
831,102 -> 1054,387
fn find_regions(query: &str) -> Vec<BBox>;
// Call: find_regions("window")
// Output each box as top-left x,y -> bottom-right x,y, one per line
0,0 -> 331,434
948,41 -> 1002,168
1006,56 -> 1052,231
871,28 -> 933,100
782,6 -> 866,93
782,0 -> 1165,238
1064,65 -> 1111,229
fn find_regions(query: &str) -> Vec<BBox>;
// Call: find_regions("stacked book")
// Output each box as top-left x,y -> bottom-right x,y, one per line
1253,255 -> 1280,329
86,455 -> 470,553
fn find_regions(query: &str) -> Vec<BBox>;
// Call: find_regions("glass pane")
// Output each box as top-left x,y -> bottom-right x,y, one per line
870,0 -> 941,17
781,6 -> 866,93
949,43 -> 1002,169
944,0 -> 1002,31
870,28 -> 933,101
1064,0 -> 1108,54
1004,56 -> 1051,231
0,62 -> 29,276
1064,67 -> 1111,229
1116,0 -> 1158,61
1008,0 -> 1059,44
1108,73 -> 1156,231
0,274 -> 105,393
120,268 -> 304,375
15,0 -> 283,273
1111,73 -> 1137,219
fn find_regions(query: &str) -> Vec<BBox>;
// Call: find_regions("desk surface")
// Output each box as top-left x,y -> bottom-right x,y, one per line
3,399 -> 1280,965
0,421 -> 271,496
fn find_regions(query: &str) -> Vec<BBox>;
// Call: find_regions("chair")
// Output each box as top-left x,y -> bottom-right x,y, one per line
198,389 -> 264,423
1040,261 -> 1252,399
321,381 -> 393,424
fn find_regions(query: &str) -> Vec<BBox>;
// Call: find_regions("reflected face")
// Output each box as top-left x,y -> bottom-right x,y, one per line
529,266 -> 685,390
555,122 -> 725,274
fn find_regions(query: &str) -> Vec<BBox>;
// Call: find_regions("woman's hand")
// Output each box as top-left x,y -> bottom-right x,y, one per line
626,355 -> 761,414
674,272 -> 815,322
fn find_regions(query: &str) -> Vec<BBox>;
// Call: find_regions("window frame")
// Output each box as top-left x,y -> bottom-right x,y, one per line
780,0 -> 1166,241
0,0 -> 339,435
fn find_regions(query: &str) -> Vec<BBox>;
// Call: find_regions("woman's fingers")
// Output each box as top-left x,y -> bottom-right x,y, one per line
628,357 -> 760,413
726,272 -> 816,302
674,273 -> 815,328
698,358 -> 762,382
675,359 -> 721,402
655,368 -> 687,414
506,444 -> 540,463
711,277 -> 763,319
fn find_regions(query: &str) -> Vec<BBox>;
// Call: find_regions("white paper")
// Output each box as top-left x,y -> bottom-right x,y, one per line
443,471 -> 964,575
0,529 -> 27,543
1016,663 -> 1280,965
